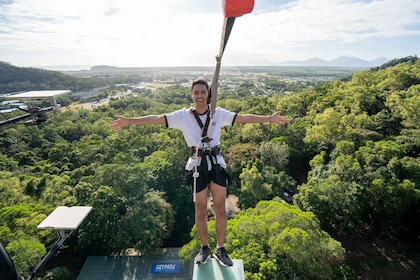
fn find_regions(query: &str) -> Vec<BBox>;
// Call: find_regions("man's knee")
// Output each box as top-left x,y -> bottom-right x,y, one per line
212,200 -> 226,216
195,197 -> 208,216
196,201 -> 207,212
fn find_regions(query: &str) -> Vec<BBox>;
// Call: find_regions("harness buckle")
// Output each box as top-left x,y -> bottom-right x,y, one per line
191,145 -> 221,157
201,136 -> 213,150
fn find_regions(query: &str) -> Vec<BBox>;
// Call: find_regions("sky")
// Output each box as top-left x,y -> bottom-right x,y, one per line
0,0 -> 419,69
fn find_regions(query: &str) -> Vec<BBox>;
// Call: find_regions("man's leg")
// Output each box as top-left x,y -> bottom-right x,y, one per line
209,182 -> 227,247
194,187 -> 211,264
195,187 -> 209,246
210,182 -> 233,266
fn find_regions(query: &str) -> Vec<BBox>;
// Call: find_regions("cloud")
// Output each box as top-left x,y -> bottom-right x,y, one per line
222,0 -> 420,63
0,0 -> 419,66
234,0 -> 420,46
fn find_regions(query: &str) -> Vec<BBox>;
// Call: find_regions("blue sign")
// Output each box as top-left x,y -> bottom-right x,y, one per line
151,263 -> 181,274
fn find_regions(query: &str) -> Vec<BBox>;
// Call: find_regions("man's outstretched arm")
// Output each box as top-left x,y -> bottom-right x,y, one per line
235,111 -> 288,125
110,114 -> 166,130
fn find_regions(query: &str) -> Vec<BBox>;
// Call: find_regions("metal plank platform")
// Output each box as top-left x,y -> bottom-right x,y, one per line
192,259 -> 244,280
77,248 -> 193,280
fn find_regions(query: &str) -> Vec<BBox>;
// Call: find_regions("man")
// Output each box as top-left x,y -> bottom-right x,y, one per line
110,78 -> 288,266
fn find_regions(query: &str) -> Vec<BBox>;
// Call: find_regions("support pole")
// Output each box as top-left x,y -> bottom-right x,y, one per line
27,230 -> 73,280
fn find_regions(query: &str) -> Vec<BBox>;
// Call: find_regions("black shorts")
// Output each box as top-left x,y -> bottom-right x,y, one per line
186,164 -> 231,193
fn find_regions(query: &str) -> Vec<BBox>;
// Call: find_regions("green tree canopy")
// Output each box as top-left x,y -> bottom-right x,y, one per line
180,199 -> 345,279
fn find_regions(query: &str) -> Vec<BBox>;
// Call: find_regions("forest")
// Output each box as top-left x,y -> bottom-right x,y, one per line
0,57 -> 419,279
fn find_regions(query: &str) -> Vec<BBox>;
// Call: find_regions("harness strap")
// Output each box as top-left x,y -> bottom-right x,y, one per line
190,108 -> 210,138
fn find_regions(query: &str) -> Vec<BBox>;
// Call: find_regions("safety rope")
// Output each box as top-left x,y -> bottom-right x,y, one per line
210,17 -> 235,120
193,141 -> 200,202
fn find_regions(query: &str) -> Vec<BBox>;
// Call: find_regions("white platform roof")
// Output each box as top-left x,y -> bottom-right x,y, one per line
38,206 -> 92,231
5,90 -> 71,100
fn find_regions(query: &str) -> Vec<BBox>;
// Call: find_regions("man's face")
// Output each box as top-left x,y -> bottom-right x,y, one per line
191,84 -> 209,106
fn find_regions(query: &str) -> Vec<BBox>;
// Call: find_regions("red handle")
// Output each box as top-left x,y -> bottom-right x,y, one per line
222,0 -> 254,17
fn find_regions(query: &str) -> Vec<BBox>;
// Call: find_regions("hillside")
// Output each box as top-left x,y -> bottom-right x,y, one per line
0,61 -> 108,94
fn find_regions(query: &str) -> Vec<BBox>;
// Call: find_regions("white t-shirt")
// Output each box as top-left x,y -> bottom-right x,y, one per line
165,107 -> 237,170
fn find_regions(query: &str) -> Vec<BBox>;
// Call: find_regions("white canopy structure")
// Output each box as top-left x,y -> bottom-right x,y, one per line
27,206 -> 92,280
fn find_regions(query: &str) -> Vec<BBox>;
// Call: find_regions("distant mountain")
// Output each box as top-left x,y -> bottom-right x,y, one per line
280,56 -> 390,68
90,65 -> 120,72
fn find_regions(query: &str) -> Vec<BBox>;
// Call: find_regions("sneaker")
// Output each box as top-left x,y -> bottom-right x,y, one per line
213,247 -> 233,267
194,245 -> 210,265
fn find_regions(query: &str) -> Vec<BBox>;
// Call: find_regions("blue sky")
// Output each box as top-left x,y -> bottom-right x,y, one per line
0,0 -> 419,69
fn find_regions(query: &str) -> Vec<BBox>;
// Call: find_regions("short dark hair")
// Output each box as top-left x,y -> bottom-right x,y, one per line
191,78 -> 211,104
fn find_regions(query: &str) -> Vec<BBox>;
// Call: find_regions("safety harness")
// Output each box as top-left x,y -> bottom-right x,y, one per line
190,108 -> 221,201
